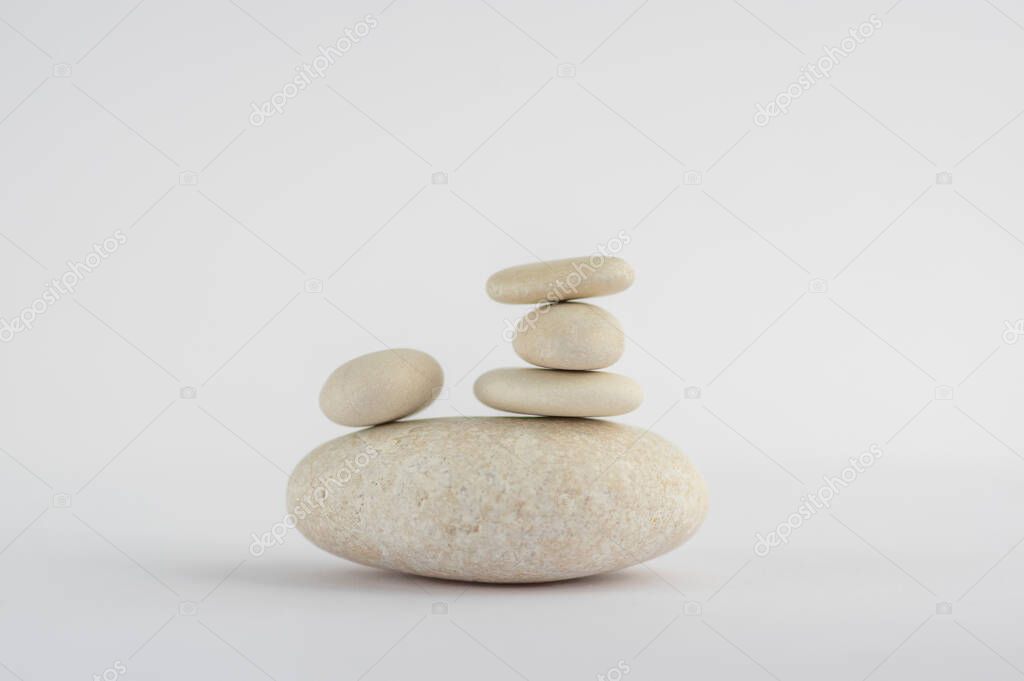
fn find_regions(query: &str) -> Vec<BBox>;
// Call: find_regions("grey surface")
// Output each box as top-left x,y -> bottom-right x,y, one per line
1,0 -> 1023,679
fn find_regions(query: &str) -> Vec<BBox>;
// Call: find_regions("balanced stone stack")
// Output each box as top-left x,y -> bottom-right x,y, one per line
289,255 -> 708,584
475,256 -> 642,417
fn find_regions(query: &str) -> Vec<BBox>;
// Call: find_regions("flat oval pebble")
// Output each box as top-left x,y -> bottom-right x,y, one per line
319,349 -> 443,427
486,256 -> 635,304
287,417 -> 707,583
513,302 -> 624,370
474,367 -> 642,417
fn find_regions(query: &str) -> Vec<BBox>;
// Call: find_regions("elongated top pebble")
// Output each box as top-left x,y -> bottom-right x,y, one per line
319,348 -> 443,427
474,367 -> 642,417
513,302 -> 624,370
486,256 -> 635,304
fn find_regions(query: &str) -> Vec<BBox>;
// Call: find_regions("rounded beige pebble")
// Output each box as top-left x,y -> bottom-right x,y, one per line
319,349 -> 443,427
513,302 -> 624,370
287,416 -> 708,583
486,256 -> 635,304
474,367 -> 642,417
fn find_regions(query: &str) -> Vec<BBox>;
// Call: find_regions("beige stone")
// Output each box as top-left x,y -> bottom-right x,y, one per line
513,302 -> 624,370
486,256 -> 635,304
287,417 -> 708,583
474,368 -> 642,417
319,348 -> 443,427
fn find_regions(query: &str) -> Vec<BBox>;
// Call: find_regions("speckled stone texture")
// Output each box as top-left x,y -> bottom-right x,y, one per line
318,348 -> 443,427
513,302 -> 625,370
287,416 -> 707,583
474,368 -> 643,417
486,256 -> 635,304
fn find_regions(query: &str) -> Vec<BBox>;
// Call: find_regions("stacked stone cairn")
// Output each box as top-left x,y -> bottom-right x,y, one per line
474,255 -> 642,417
304,254 -> 708,583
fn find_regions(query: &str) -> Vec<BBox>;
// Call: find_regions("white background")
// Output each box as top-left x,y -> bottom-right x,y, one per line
2,0 -> 1024,679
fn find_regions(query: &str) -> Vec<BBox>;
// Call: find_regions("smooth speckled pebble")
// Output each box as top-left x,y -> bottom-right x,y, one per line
287,416 -> 707,583
486,256 -> 635,304
319,349 -> 443,427
513,302 -> 624,370
474,367 -> 642,417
